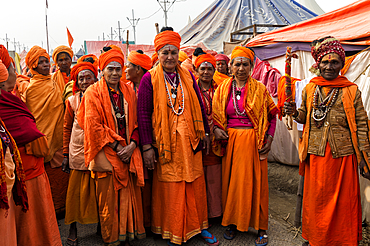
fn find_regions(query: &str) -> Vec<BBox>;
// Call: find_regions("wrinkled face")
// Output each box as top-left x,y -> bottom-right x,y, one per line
57,52 -> 72,73
125,62 -> 139,81
197,63 -> 215,84
3,63 -> 17,92
103,62 -> 122,86
77,70 -> 96,92
231,57 -> 251,82
158,45 -> 179,72
216,60 -> 228,75
319,53 -> 343,81
35,56 -> 50,76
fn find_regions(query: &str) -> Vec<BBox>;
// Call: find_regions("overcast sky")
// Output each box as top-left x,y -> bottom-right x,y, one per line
0,0 -> 359,53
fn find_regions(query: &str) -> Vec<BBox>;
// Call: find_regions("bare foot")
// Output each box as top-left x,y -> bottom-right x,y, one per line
255,230 -> 268,245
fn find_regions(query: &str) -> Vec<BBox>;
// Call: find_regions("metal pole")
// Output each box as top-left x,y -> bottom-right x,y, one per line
45,8 -> 50,54
118,21 -> 122,41
164,0 -> 167,27
111,27 -> 114,41
6,33 -> 8,50
14,38 -> 16,52
103,32 -> 105,41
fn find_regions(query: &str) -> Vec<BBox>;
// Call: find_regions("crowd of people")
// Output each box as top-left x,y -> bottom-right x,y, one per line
0,26 -> 369,246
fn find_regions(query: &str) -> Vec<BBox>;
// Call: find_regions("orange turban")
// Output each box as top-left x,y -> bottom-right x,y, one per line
194,53 -> 216,69
25,46 -> 50,75
98,49 -> 125,71
151,52 -> 158,65
231,46 -> 254,62
0,60 -> 9,82
128,51 -> 152,71
108,45 -> 125,56
71,62 -> 98,94
77,54 -> 98,67
0,45 -> 14,69
154,31 -> 181,52
179,51 -> 189,62
52,45 -> 73,64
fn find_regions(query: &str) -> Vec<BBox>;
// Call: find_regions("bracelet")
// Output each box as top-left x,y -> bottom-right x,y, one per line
113,141 -> 120,152
143,146 -> 153,152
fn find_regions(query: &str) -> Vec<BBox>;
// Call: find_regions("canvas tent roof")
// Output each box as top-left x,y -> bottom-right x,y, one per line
179,0 -> 320,52
247,0 -> 370,48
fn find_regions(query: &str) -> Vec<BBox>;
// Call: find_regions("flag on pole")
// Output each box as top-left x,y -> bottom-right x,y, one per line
66,27 -> 74,48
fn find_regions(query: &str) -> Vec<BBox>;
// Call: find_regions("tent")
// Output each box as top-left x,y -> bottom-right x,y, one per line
244,0 -> 370,167
179,0 -> 321,52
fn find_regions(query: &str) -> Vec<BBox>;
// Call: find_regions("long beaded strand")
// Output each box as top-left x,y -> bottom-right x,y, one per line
164,72 -> 185,116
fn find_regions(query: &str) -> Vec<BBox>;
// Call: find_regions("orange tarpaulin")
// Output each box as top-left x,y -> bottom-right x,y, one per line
247,0 -> 370,47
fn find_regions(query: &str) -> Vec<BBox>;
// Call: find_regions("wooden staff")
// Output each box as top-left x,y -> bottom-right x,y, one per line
155,23 -> 159,34
284,46 -> 298,130
126,30 -> 129,60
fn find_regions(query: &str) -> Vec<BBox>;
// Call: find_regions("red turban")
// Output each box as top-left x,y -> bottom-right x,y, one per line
194,54 -> 216,69
231,46 -> 254,62
98,49 -> 125,71
154,31 -> 181,52
128,51 -> 152,71
151,52 -> 158,65
0,45 -> 14,69
71,62 -> 98,94
0,60 -> 9,82
215,54 -> 230,64
25,46 -> 50,75
77,54 -> 98,67
52,45 -> 73,65
310,36 -> 346,75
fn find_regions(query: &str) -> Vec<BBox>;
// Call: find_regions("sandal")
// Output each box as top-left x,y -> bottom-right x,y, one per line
66,238 -> 78,246
255,230 -> 268,246
223,226 -> 237,240
201,230 -> 219,246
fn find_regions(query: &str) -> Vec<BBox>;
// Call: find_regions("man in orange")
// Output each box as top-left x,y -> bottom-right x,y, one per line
0,45 -> 17,92
24,46 -> 69,213
52,45 -> 73,101
126,50 -> 152,95
213,54 -> 230,85
77,49 -> 145,245
0,45 -> 62,246
284,36 -> 370,246
137,28 -> 218,246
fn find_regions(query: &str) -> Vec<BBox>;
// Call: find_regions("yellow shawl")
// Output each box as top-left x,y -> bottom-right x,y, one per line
212,76 -> 278,156
149,63 -> 205,164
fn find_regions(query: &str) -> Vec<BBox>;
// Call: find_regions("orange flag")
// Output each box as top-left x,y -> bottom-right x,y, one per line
66,27 -> 74,48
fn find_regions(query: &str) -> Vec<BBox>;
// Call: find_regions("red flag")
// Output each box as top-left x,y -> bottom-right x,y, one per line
66,27 -> 74,48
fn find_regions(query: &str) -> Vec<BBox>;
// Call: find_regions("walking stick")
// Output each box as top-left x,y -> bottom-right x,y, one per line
155,23 -> 159,34
284,47 -> 298,130
126,30 -> 129,61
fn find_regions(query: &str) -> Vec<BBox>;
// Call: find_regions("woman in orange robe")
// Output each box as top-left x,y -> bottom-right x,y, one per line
137,28 -> 218,246
62,58 -> 99,245
213,46 -> 278,245
23,46 -> 69,213
194,51 -> 223,220
77,49 -> 145,245
284,36 -> 370,246
52,45 -> 73,101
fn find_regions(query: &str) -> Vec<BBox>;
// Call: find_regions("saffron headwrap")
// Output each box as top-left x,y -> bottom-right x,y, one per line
310,36 -> 345,75
0,60 -> 9,82
194,53 -> 216,69
77,54 -> 98,67
231,46 -> 254,62
71,62 -> 98,94
154,31 -> 181,52
52,45 -> 73,65
151,52 -> 158,65
215,54 -> 230,64
128,51 -> 152,71
0,45 -> 14,69
25,46 -> 50,75
178,51 -> 189,62
99,49 -> 125,71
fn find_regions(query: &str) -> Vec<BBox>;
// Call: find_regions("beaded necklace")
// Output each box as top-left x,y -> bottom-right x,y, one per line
232,80 -> 249,124
164,71 -> 185,116
107,83 -> 126,130
312,86 -> 339,128
198,81 -> 214,116
164,72 -> 178,99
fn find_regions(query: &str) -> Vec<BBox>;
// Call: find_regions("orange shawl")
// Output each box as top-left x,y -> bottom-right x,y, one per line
212,76 -> 278,156
23,74 -> 64,163
52,70 -> 71,97
149,63 -> 205,164
298,76 -> 368,174
277,76 -> 300,120
77,78 -> 144,190
213,70 -> 230,86
12,74 -> 30,99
